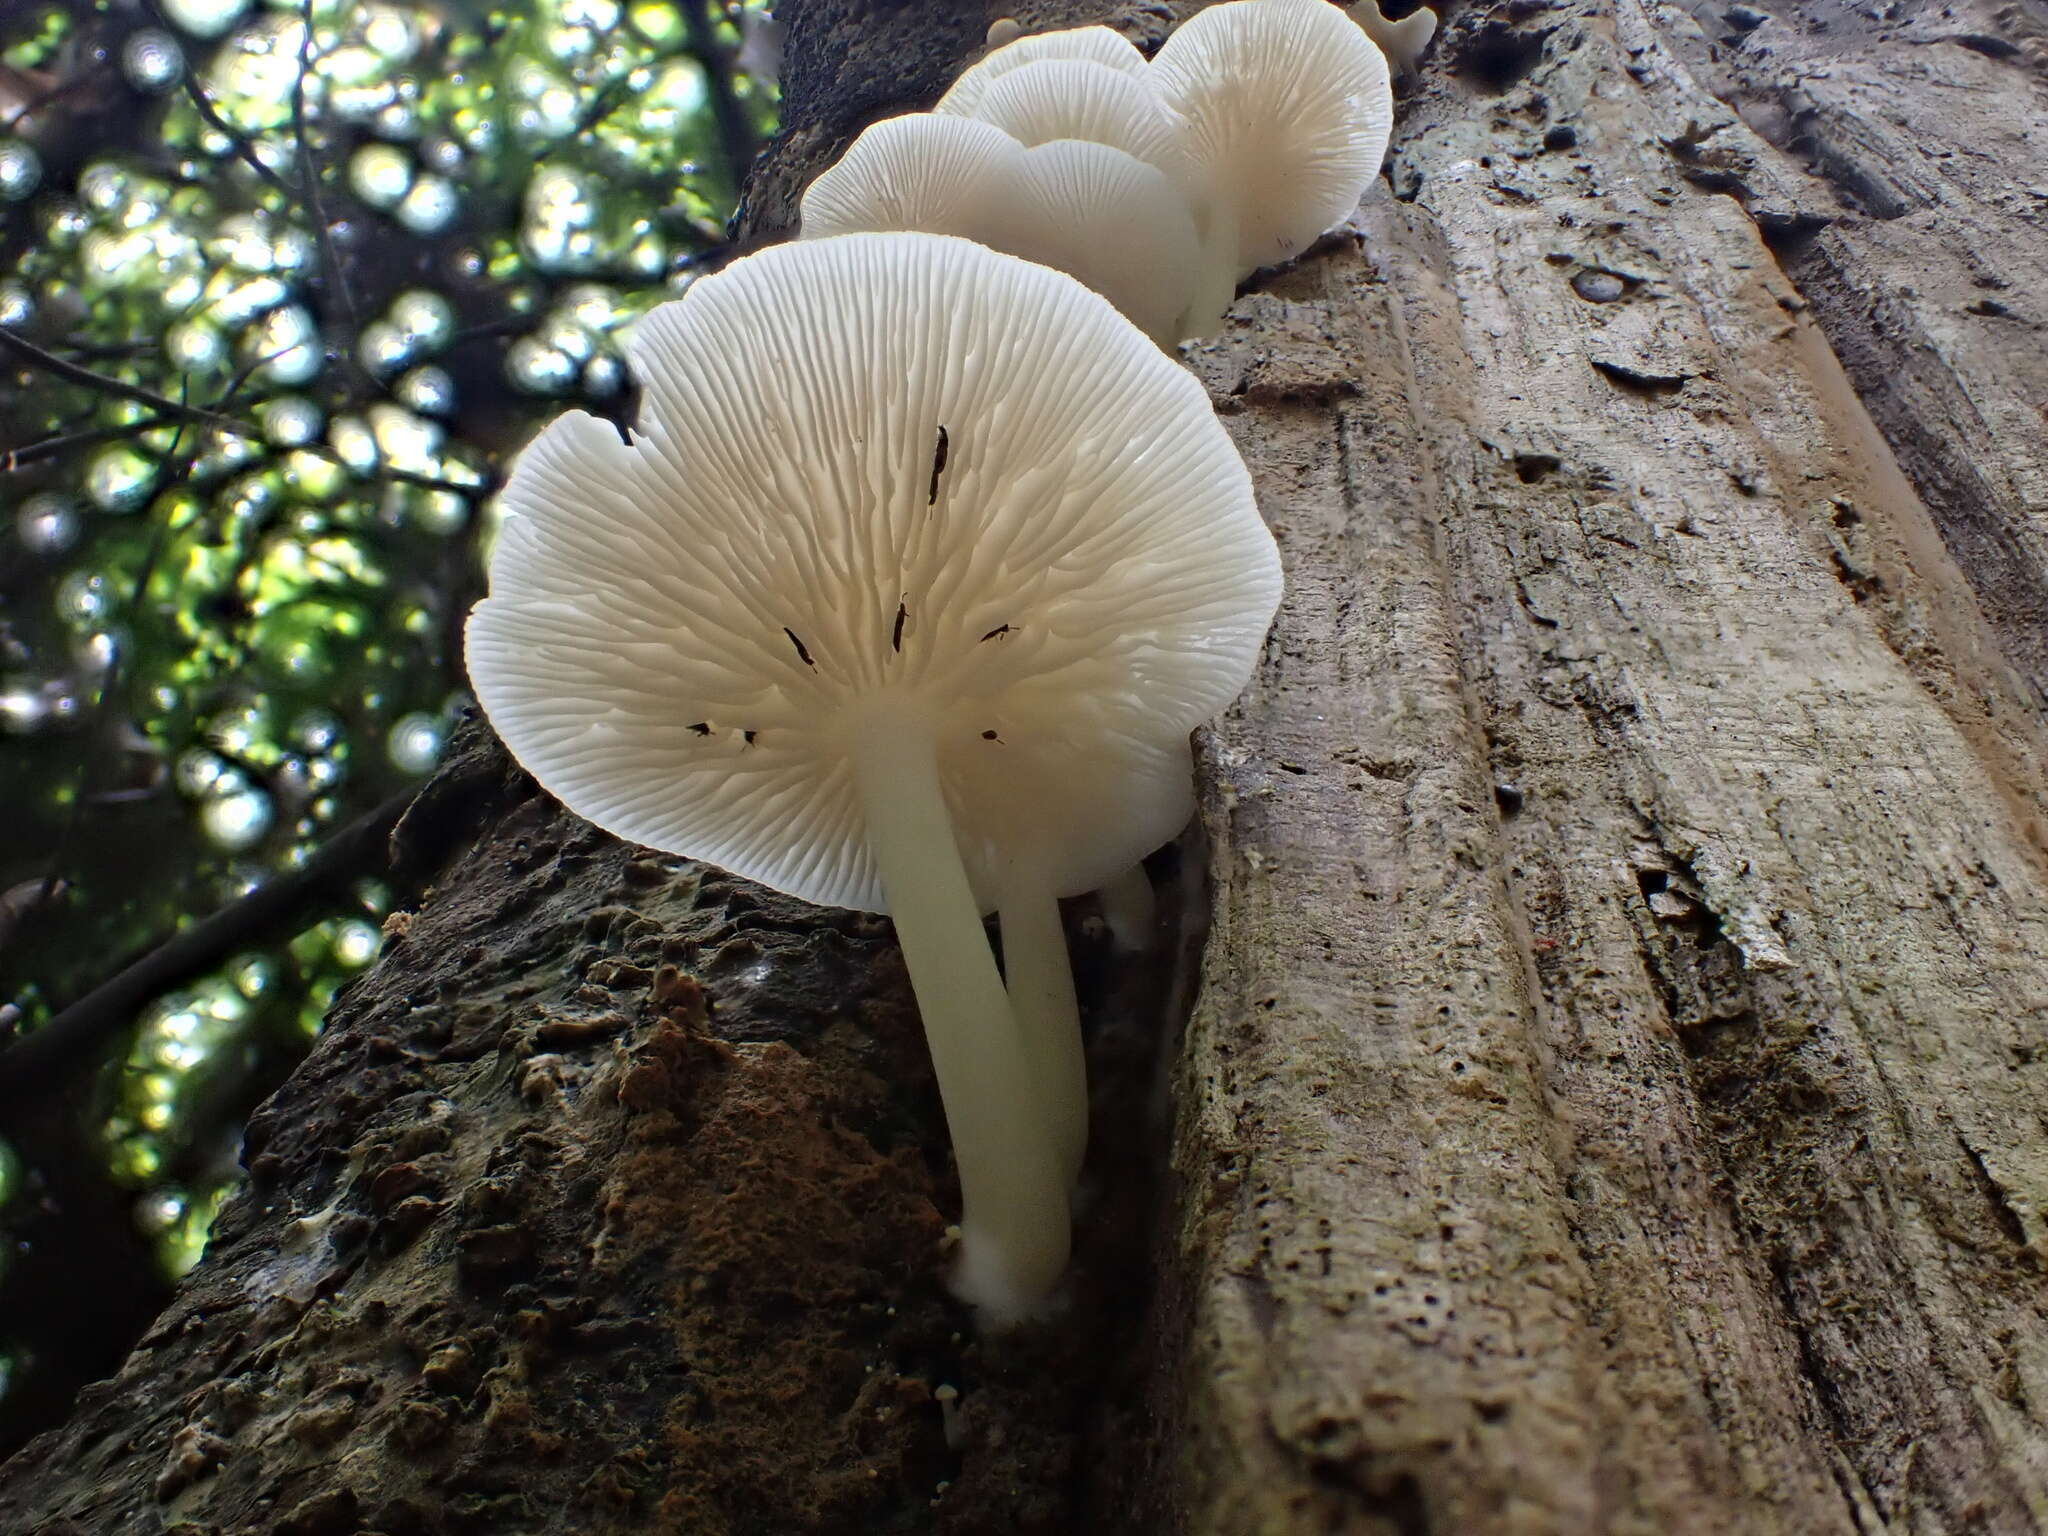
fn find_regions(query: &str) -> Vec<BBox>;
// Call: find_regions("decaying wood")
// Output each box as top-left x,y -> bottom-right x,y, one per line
1159,0 -> 2048,1529
0,717 -> 1188,1535
3,0 -> 2046,1532
1672,0 -> 2048,699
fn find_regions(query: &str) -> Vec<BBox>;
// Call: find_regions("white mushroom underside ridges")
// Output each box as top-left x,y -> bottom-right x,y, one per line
467,233 -> 1278,916
798,113 -> 1022,244
956,57 -> 1190,177
800,4 -> 1396,343
933,23 -> 1151,118
799,118 -> 1198,344
1152,0 -> 1395,270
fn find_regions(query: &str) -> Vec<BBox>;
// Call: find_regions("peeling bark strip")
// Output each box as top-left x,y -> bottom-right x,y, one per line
1654,0 -> 2048,703
7,2 -> 2048,1533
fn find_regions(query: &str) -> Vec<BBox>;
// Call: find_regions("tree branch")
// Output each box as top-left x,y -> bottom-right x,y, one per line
0,325 -> 487,495
145,0 -> 300,204
292,0 -> 358,339
1,414 -> 175,473
0,784 -> 418,1120
0,324 -> 252,436
680,0 -> 762,196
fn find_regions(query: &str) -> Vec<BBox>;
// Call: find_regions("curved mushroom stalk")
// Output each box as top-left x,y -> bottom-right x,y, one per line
850,710 -> 1070,1319
1180,194 -> 1242,339
1346,0 -> 1437,76
998,850 -> 1089,1190
1097,862 -> 1157,953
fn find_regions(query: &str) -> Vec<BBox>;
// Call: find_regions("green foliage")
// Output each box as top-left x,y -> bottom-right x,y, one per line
0,0 -> 770,1389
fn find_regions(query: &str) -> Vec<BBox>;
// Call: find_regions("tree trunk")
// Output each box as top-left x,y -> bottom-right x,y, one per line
5,1 -> 2047,1533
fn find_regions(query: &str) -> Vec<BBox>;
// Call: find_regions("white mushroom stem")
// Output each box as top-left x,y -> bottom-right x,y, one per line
850,711 -> 1070,1317
998,851 -> 1089,1189
1182,194 -> 1243,338
1097,862 -> 1157,953
1345,0 -> 1437,76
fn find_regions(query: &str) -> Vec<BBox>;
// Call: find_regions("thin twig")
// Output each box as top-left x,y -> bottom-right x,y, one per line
570,69 -> 643,139
292,0 -> 357,337
0,325 -> 486,495
47,339 -> 162,362
173,66 -> 298,200
679,0 -> 763,194
135,0 -> 301,202
0,324 -> 257,438
0,784 -> 419,1120
1,415 -> 175,473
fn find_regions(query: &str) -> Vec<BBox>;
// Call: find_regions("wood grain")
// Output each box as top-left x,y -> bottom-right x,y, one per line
1163,0 -> 2048,1528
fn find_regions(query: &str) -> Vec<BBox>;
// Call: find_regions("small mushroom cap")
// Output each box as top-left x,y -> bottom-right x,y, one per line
937,23 -> 1150,119
467,233 -> 1279,913
1000,139 -> 1200,343
1348,0 -> 1437,75
800,115 -> 1198,341
799,112 -> 1022,244
948,58 -> 1191,181
1153,0 -> 1394,271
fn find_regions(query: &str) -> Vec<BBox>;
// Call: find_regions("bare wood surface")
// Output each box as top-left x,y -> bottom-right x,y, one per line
1161,0 -> 2048,1528
1661,0 -> 2048,700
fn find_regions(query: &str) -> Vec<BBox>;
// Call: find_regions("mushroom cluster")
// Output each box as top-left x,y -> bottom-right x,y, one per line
467,233 -> 1281,1318
800,0 -> 1403,342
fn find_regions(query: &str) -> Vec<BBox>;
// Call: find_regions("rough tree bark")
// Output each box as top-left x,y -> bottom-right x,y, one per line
4,0 -> 2047,1532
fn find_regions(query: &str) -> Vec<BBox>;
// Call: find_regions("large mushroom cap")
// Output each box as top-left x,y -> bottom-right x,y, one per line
1152,0 -> 1394,271
467,233 -> 1278,913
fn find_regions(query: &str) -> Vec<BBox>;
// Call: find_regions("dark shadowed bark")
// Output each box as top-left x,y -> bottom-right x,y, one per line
4,1 -> 2047,1533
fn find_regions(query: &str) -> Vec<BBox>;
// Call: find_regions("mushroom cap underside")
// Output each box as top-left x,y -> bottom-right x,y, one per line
799,112 -> 1024,243
936,23 -> 1150,119
1152,0 -> 1395,270
467,233 -> 1279,913
954,56 -> 1191,180
799,116 -> 1198,342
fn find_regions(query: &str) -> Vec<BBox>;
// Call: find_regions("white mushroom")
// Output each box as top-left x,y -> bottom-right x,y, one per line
1002,139 -> 1201,345
466,232 -> 1280,1318
995,842 -> 1093,1189
944,57 -> 1191,181
799,112 -> 1021,248
1097,862 -> 1159,952
1346,0 -> 1437,76
1152,0 -> 1395,332
936,23 -> 1151,120
800,112 -> 1199,345
991,733 -> 1198,1189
